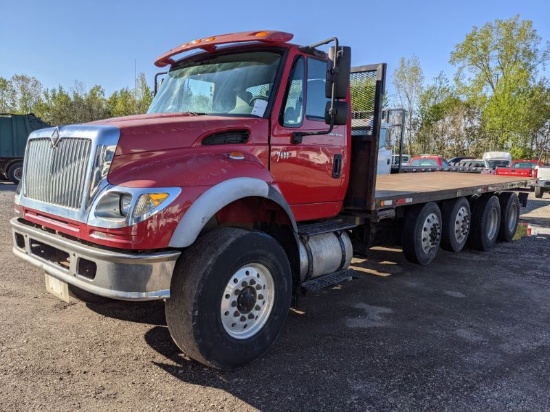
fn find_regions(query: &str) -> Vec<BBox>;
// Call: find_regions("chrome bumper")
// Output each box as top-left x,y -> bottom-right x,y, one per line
11,218 -> 180,301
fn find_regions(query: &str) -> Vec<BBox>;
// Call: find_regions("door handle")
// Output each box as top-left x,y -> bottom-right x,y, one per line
333,154 -> 342,178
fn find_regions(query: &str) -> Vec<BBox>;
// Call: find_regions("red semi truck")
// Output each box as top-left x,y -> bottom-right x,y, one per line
11,31 -> 534,369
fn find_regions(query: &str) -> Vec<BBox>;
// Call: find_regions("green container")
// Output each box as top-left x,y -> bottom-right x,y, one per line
0,113 -> 50,183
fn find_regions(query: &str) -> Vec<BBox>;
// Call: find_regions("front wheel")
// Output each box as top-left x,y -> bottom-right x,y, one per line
402,202 -> 442,265
534,186 -> 543,199
165,227 -> 292,370
7,162 -> 23,184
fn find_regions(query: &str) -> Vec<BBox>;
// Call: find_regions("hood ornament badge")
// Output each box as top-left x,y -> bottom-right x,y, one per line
50,127 -> 61,148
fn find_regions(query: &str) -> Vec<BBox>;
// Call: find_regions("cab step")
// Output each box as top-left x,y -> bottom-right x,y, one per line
301,269 -> 358,293
298,220 -> 358,238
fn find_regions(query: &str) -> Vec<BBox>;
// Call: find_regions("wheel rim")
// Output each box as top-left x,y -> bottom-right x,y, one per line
454,206 -> 470,243
421,212 -> 441,254
487,207 -> 499,239
507,202 -> 518,232
14,167 -> 22,181
220,263 -> 275,340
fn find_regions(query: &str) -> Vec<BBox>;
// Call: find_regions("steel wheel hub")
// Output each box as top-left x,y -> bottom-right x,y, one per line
422,212 -> 441,253
220,263 -> 274,339
454,206 -> 470,242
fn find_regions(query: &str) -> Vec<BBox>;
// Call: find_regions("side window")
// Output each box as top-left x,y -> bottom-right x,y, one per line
379,128 -> 388,148
281,57 -> 304,127
306,58 -> 329,120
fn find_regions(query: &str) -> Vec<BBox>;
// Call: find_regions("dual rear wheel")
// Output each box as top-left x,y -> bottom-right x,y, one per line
402,192 -> 520,265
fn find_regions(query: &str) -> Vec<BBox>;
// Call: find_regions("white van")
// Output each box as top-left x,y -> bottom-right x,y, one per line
482,151 -> 512,169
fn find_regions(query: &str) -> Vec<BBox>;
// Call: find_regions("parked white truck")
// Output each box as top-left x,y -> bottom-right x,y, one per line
535,165 -> 550,198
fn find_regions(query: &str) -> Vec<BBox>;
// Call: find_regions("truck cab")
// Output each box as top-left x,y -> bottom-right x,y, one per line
12,31 -> 386,369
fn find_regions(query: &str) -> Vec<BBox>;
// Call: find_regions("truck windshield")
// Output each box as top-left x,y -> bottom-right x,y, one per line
148,51 -> 282,117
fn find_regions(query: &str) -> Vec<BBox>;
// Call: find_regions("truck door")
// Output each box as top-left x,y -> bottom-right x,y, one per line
377,126 -> 392,175
270,55 -> 348,221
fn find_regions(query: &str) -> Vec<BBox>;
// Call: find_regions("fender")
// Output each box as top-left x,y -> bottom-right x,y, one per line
169,177 -> 297,248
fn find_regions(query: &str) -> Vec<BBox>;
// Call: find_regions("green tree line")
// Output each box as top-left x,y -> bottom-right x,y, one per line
0,73 -> 153,125
392,15 -> 550,162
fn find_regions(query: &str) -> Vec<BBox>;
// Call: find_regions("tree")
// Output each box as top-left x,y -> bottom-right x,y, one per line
107,72 -> 154,117
35,83 -> 109,125
350,74 -> 376,113
416,73 -> 465,156
10,74 -> 43,114
392,55 -> 424,153
107,88 -> 136,118
0,77 -> 16,112
450,15 -> 550,157
524,80 -> 550,161
134,72 -> 153,114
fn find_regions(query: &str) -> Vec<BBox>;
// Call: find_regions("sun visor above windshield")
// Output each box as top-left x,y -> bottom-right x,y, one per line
155,31 -> 294,67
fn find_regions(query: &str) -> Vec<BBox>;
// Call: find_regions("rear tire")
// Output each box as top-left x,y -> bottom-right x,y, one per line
498,192 -> 520,242
402,202 -> 442,265
440,197 -> 470,252
165,227 -> 292,370
534,186 -> 543,198
467,195 -> 501,251
7,162 -> 23,184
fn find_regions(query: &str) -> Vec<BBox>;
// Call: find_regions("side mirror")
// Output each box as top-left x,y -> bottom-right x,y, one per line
325,101 -> 349,125
326,46 -> 351,99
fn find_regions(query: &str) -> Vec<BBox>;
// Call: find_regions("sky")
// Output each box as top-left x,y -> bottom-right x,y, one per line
1,0 -> 550,105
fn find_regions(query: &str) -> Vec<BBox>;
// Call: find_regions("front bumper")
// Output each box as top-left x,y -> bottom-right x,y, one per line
11,218 -> 181,301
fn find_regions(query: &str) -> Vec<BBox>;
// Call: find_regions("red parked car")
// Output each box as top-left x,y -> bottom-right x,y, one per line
408,155 -> 450,168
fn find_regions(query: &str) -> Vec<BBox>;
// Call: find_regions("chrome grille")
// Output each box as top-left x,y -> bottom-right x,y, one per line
24,138 -> 92,209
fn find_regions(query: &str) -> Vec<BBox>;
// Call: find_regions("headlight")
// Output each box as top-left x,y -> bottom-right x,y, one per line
89,186 -> 181,228
95,192 -> 132,218
120,194 -> 133,216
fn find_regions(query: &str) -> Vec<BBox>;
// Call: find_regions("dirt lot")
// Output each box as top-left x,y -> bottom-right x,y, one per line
1,182 -> 549,411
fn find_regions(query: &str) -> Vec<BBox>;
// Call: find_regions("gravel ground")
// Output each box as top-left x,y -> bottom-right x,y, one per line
0,182 -> 549,411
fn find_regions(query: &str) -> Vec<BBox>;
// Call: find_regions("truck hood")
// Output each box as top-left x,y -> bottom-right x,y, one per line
91,113 -> 266,155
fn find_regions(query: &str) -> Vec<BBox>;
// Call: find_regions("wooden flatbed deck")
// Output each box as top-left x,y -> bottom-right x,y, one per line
374,172 -> 533,209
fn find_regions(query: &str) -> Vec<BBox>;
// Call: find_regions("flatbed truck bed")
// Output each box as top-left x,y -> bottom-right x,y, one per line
374,172 -> 533,211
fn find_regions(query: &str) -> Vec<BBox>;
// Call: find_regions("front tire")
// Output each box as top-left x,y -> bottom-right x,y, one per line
534,186 -> 543,199
165,227 -> 292,370
402,202 -> 442,265
7,162 -> 23,184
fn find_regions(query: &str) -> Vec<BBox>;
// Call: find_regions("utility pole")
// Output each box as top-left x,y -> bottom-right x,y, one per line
134,59 -> 137,114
